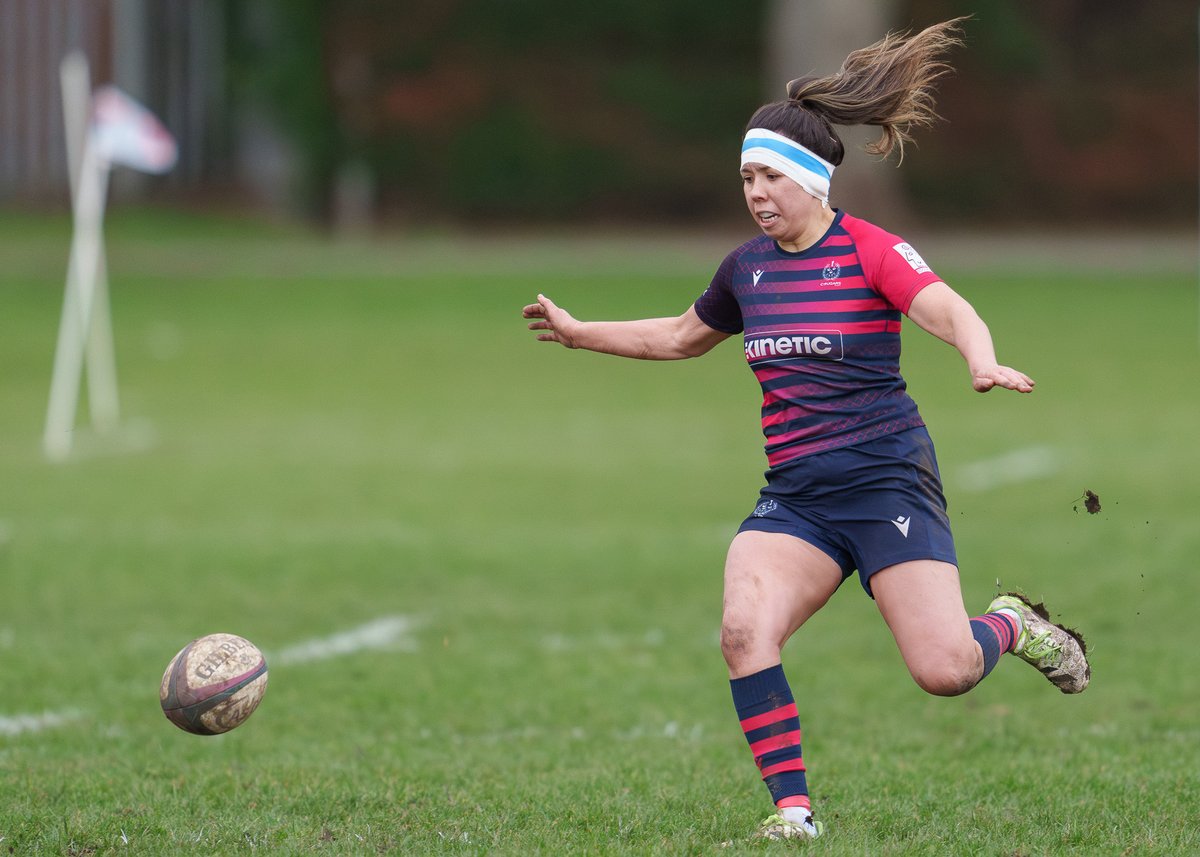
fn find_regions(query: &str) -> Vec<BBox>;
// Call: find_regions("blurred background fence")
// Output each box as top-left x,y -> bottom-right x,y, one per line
2,0 -> 1197,231
1,0 -> 224,197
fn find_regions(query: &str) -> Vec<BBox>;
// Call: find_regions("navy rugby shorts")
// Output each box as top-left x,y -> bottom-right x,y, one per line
737,426 -> 957,597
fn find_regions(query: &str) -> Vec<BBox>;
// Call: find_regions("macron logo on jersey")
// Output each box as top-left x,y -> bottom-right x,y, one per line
744,328 -> 844,364
892,242 -> 931,274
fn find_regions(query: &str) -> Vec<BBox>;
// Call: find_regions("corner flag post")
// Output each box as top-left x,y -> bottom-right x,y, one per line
62,52 -> 120,434
44,52 -> 116,461
43,53 -> 176,461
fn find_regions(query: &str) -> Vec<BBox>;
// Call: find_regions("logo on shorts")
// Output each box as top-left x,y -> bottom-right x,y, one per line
891,515 -> 912,538
753,499 -> 778,518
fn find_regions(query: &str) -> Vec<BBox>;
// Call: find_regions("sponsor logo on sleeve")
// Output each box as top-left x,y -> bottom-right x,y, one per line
892,242 -> 931,274
744,327 -> 844,364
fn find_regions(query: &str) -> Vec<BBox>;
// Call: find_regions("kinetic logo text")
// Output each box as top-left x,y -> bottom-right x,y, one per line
744,328 -> 844,364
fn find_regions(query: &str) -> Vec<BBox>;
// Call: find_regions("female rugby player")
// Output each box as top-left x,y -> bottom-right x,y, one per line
523,17 -> 1089,841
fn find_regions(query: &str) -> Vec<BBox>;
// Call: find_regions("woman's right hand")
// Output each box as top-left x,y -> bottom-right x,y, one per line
523,294 -> 581,348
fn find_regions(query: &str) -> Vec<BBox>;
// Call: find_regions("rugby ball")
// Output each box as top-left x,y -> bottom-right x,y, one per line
159,633 -> 268,735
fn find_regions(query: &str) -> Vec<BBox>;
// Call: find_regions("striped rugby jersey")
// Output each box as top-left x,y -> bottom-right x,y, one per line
694,210 -> 943,469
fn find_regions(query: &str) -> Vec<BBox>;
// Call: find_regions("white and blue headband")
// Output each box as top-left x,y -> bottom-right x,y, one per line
740,127 -> 835,205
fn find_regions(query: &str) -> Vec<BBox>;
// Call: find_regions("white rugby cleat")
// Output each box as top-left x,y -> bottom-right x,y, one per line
756,811 -> 824,841
987,592 -> 1090,694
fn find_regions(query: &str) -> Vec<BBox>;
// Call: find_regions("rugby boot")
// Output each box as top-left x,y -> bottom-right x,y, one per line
987,592 -> 1090,693
756,811 -> 824,841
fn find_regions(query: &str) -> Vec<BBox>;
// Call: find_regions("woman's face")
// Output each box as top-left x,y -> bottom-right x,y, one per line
741,162 -> 823,251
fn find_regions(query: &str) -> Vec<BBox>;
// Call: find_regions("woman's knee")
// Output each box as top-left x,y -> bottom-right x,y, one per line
908,648 -> 982,697
720,616 -> 765,672
719,531 -> 844,676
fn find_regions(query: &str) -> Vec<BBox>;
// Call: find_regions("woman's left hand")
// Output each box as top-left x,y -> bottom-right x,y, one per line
972,365 -> 1035,393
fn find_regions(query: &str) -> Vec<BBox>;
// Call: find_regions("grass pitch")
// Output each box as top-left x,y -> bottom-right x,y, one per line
1,212 -> 1198,854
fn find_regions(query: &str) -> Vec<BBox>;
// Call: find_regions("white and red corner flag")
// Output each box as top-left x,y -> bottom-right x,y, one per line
43,69 -> 179,461
88,85 -> 177,174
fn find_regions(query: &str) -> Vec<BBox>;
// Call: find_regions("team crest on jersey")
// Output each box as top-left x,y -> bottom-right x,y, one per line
821,260 -> 841,282
892,242 -> 931,274
744,327 -> 844,364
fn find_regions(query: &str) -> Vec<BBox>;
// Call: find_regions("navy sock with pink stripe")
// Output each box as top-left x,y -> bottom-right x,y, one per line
730,663 -> 809,812
970,611 -> 1020,679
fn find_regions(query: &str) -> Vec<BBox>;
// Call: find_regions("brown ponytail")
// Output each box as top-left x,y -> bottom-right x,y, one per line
747,17 -> 967,165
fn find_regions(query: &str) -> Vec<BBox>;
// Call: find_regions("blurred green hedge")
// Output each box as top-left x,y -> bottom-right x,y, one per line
226,0 -> 1196,227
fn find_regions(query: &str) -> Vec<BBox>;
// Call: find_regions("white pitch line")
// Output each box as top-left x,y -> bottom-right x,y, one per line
270,615 -> 419,666
0,708 -> 84,737
957,445 -> 1061,493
